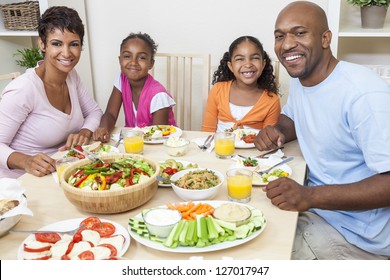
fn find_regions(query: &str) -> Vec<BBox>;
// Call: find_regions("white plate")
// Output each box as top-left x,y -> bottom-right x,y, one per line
158,160 -> 200,187
233,129 -> 259,149
128,200 -> 266,253
17,218 -> 130,260
229,157 -> 292,186
142,126 -> 183,144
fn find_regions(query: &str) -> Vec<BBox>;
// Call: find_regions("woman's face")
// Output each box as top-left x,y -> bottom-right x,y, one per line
227,40 -> 265,87
39,28 -> 82,73
119,38 -> 154,83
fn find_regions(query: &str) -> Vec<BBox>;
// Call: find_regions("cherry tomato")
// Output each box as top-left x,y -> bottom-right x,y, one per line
99,243 -> 117,257
80,216 -> 101,229
91,222 -> 116,238
78,250 -> 94,260
35,232 -> 61,244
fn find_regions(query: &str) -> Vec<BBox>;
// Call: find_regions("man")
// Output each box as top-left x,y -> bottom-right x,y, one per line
255,1 -> 390,259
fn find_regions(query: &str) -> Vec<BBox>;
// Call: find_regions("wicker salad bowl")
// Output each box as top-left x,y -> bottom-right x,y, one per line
60,153 -> 160,214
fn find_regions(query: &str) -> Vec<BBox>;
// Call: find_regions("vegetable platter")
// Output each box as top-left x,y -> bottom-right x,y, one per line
128,200 -> 266,253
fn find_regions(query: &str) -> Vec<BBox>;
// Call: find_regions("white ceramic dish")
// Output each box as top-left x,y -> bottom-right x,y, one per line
17,218 -> 130,260
142,126 -> 183,144
128,200 -> 267,253
170,168 -> 224,201
158,160 -> 199,187
229,157 -> 292,186
233,129 -> 259,149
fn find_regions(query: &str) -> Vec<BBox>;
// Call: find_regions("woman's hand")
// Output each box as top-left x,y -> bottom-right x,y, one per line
24,153 -> 56,177
59,129 -> 93,151
93,127 -> 110,143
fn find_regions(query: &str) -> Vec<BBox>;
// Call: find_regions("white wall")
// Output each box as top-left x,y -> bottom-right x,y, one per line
84,0 -> 328,128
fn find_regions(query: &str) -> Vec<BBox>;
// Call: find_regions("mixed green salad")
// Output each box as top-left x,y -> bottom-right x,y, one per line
67,157 -> 155,191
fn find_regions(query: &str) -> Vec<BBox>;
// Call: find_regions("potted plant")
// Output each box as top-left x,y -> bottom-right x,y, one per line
13,45 -> 43,69
347,0 -> 390,28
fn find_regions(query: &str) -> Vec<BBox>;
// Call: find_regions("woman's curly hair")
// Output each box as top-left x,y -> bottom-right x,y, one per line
212,36 -> 279,95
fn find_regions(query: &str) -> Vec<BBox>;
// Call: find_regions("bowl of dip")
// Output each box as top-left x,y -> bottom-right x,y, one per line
212,203 -> 252,226
163,137 -> 190,157
142,208 -> 182,237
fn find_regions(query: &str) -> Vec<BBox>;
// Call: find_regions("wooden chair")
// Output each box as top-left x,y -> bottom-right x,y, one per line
150,53 -> 211,131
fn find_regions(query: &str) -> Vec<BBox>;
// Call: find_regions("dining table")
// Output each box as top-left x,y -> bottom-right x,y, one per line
0,128 -> 307,260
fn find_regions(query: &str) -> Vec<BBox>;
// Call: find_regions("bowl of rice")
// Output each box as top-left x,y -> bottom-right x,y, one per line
170,168 -> 224,201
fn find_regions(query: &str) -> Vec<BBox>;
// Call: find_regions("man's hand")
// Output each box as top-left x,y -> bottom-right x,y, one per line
254,125 -> 285,151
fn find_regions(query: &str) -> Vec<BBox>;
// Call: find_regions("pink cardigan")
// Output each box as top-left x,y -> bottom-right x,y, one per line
121,74 -> 176,127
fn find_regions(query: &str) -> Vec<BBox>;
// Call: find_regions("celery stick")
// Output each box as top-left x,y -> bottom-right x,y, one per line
163,223 -> 180,248
185,220 -> 196,244
196,215 -> 208,241
205,217 -> 218,240
209,216 -> 225,235
179,220 -> 189,245
172,220 -> 185,242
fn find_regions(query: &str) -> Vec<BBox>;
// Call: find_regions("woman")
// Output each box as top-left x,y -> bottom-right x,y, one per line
0,6 -> 102,179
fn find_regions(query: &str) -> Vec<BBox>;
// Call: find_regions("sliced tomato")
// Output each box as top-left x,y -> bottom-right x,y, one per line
80,216 -> 101,229
78,250 -> 94,260
61,255 -> 71,260
35,232 -> 61,244
24,243 -> 51,253
99,243 -> 117,257
65,241 -> 75,255
32,255 -> 51,260
91,222 -> 116,238
72,229 -> 84,243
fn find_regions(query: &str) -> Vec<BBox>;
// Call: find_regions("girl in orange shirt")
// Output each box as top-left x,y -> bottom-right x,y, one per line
202,36 -> 280,132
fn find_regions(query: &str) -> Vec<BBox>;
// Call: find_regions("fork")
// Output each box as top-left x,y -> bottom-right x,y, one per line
83,147 -> 106,164
255,156 -> 294,175
10,225 -> 85,235
114,129 -> 124,148
202,134 -> 215,151
198,135 -> 212,150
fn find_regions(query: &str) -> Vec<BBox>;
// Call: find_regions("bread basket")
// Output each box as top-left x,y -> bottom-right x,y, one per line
60,153 -> 159,214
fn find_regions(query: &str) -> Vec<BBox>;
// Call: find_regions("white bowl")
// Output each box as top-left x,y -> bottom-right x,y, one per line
170,168 -> 224,201
163,138 -> 190,157
142,208 -> 182,237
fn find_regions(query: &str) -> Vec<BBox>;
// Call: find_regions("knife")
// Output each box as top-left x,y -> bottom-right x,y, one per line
256,147 -> 284,158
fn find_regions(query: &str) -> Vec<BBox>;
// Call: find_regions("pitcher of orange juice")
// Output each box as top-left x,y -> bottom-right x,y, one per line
214,132 -> 235,159
226,168 -> 253,203
123,130 -> 144,154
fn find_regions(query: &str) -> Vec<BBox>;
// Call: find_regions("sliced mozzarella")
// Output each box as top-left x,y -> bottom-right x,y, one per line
68,241 -> 92,259
23,250 -> 52,260
24,240 -> 52,251
89,246 -> 111,260
50,239 -> 71,259
81,229 -> 101,246
61,234 -> 73,241
99,234 -> 125,254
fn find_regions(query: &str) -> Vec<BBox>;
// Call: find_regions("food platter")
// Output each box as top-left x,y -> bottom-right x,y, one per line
17,218 -> 130,260
229,157 -> 292,186
128,200 -> 266,253
142,126 -> 183,144
233,129 -> 259,149
158,160 -> 199,187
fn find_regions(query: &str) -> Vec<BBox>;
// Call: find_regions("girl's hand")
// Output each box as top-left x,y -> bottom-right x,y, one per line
24,153 -> 56,177
93,127 -> 110,143
59,129 -> 93,151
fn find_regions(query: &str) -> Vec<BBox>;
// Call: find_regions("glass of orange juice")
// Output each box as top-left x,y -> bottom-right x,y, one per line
226,168 -> 253,203
55,157 -> 79,183
214,132 -> 235,159
123,130 -> 144,154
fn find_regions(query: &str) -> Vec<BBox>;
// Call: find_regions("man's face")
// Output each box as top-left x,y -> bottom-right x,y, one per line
274,5 -> 327,86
